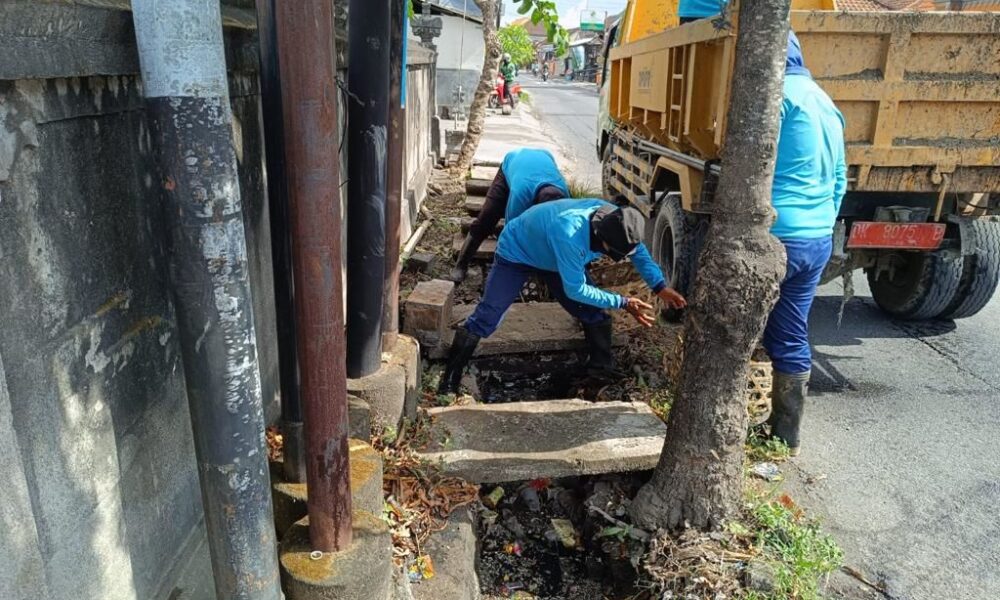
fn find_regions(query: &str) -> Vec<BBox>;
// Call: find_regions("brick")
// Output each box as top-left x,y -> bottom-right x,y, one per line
464,195 -> 485,216
465,178 -> 492,196
404,251 -> 436,273
403,279 -> 455,347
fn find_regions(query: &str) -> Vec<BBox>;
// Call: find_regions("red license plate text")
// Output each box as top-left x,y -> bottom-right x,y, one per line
846,221 -> 946,251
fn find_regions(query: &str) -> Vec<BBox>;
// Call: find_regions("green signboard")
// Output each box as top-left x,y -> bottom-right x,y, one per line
580,10 -> 605,32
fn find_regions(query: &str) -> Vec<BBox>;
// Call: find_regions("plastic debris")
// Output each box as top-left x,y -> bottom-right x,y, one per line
752,462 -> 781,482
500,581 -> 525,596
483,486 -> 505,508
551,518 -> 578,549
407,555 -> 435,582
519,486 -> 542,512
503,541 -> 523,556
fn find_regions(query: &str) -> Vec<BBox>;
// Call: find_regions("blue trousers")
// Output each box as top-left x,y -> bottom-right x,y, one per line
465,257 -> 609,338
762,236 -> 833,375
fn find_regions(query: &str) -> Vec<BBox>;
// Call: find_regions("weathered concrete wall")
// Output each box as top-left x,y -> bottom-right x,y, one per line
433,15 -> 483,118
436,67 -> 481,119
404,44 -> 436,239
0,2 -> 277,600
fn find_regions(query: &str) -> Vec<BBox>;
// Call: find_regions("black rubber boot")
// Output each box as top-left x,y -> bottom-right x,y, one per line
449,234 -> 482,283
438,327 -> 481,395
767,370 -> 810,456
582,320 -> 626,381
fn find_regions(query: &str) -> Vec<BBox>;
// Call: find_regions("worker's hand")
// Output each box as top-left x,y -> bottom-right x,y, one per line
657,287 -> 687,310
624,297 -> 655,328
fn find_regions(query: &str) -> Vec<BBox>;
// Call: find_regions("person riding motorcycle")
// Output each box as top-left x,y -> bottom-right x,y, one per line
499,53 -> 516,104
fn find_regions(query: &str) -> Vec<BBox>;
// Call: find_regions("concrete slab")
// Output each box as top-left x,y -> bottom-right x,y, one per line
464,196 -> 485,216
403,279 -> 455,348
470,165 -> 498,181
465,178 -> 492,196
430,303 -> 624,359
459,216 -> 503,234
411,507 -> 480,600
418,400 -> 667,484
452,233 -> 496,260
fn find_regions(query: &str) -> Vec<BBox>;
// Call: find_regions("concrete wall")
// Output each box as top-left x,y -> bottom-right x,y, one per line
435,15 -> 484,117
404,43 -> 437,239
0,2 -> 277,600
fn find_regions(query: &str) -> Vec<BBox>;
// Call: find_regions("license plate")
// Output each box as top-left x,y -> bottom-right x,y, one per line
846,221 -> 946,250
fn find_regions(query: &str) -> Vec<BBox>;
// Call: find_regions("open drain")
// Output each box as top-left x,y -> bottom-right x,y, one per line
473,352 -> 586,403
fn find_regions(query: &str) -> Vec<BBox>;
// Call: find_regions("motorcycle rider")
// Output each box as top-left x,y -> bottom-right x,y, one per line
499,53 -> 516,105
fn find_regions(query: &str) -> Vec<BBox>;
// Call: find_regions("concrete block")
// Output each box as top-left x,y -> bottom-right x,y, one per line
466,178 -> 492,196
348,363 -> 407,429
452,233 -> 496,260
403,279 -> 455,348
430,302 -> 623,359
470,165 -> 498,181
445,129 -> 465,155
404,252 -> 436,273
273,439 -> 385,539
411,507 -> 480,600
349,395 -> 373,441
418,399 -> 667,484
388,335 -> 422,421
280,511 -> 393,600
464,196 -> 486,216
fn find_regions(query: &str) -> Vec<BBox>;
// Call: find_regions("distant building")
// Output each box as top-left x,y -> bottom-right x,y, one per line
416,0 -> 487,118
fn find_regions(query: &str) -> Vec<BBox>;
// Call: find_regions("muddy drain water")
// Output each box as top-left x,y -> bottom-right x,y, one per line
473,352 -> 586,403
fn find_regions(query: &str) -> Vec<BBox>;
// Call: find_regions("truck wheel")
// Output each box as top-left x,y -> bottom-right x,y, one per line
651,192 -> 705,304
938,219 -> 1000,319
867,251 -> 963,320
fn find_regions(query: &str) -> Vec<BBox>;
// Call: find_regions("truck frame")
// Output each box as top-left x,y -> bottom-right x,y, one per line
597,4 -> 1000,320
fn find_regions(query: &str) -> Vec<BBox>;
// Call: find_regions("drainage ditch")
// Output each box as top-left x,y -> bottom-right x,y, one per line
471,352 -> 587,403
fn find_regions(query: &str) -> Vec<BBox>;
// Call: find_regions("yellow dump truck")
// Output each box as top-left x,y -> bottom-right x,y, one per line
597,1 -> 1000,320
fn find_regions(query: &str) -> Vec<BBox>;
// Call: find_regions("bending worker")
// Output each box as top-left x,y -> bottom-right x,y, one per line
450,147 -> 569,282
439,198 -> 687,395
764,31 -> 846,457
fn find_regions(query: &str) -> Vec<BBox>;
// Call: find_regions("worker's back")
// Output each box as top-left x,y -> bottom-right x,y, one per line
501,148 -> 569,220
771,33 -> 846,241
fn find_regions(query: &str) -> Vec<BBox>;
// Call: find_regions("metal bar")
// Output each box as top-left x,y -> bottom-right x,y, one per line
274,0 -> 353,552
382,0 -> 408,350
130,1 -> 281,597
346,0 -> 392,378
255,0 -> 306,483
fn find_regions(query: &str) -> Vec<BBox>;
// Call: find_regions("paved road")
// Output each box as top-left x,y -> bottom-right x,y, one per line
520,76 -> 603,191
526,80 -> 1000,600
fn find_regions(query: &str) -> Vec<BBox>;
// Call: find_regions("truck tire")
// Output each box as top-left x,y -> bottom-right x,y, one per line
867,251 -> 963,320
938,219 -> 1000,319
651,192 -> 706,301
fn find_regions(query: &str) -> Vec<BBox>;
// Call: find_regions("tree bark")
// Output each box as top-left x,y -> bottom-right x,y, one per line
629,0 -> 791,531
453,0 -> 500,173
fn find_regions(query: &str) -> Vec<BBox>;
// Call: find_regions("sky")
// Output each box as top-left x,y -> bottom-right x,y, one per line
501,0 -> 628,28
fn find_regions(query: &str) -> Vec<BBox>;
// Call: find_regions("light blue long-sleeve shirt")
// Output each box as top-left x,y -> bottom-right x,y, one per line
771,34 -> 847,240
678,0 -> 728,19
501,148 -> 569,221
496,199 -> 667,310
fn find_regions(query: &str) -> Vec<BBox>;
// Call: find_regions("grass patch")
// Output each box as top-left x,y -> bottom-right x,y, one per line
746,429 -> 792,463
566,176 -> 601,199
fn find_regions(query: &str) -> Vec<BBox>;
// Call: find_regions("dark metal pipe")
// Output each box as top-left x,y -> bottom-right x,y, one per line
274,0 -> 353,551
346,0 -> 392,378
382,0 -> 409,349
255,0 -> 306,483
131,1 -> 281,597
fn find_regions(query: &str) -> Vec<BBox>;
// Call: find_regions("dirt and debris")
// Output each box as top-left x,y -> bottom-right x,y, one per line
373,414 -> 479,579
265,425 -> 283,462
478,474 -> 647,600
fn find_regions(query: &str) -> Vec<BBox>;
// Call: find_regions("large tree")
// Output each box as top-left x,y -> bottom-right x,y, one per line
499,24 -> 535,66
629,0 -> 791,531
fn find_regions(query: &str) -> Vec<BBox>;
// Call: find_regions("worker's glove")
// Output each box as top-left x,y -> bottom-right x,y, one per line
623,297 -> 655,328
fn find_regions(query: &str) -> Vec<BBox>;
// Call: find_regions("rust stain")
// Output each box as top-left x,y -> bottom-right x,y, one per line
94,291 -> 129,317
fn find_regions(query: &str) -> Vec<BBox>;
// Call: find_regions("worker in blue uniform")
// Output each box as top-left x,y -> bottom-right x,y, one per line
438,199 -> 687,394
678,0 -> 728,23
450,147 -> 569,282
764,31 -> 847,456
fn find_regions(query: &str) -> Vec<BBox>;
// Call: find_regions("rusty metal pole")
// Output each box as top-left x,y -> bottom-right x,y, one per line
382,0 -> 409,349
274,0 -> 353,551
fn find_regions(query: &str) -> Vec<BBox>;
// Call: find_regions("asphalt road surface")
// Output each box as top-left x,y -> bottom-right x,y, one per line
520,76 -> 603,191
526,78 -> 1000,600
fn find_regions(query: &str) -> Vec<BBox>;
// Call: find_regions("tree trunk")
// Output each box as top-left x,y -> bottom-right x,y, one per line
629,0 -> 791,531
453,0 -> 500,173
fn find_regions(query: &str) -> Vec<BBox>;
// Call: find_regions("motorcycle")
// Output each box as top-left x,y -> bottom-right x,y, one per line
488,73 -> 520,113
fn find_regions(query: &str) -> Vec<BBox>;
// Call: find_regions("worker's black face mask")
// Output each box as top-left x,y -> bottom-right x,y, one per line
604,243 -> 638,262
